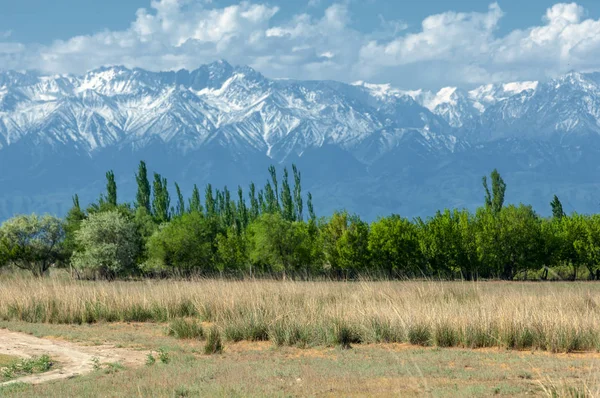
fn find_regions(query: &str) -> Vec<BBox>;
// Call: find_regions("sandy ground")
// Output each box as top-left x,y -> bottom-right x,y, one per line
0,329 -> 146,386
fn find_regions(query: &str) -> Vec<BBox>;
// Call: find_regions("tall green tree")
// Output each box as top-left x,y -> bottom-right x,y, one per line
205,184 -> 216,218
369,215 -> 421,278
145,212 -> 220,274
280,167 -> 295,221
551,195 -> 565,220
292,164 -> 303,221
248,182 -> 260,221
152,173 -> 170,223
105,170 -> 118,207
237,186 -> 249,230
72,210 -> 140,278
0,214 -> 66,277
64,195 -> 87,258
483,169 -> 506,214
307,192 -> 316,222
189,184 -> 203,214
174,182 -> 185,217
135,161 -> 151,212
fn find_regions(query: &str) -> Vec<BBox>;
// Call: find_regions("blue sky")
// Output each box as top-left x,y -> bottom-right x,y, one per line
2,0 -> 600,89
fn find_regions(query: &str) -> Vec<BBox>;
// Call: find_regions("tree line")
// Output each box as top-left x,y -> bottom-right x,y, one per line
1,162 -> 600,280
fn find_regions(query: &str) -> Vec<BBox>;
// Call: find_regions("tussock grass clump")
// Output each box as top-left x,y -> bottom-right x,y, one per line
204,327 -> 223,355
168,318 -> 204,339
331,322 -> 361,349
2,277 -> 600,353
408,323 -> 431,346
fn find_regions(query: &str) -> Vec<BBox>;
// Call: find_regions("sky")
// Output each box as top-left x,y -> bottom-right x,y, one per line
2,0 -> 600,89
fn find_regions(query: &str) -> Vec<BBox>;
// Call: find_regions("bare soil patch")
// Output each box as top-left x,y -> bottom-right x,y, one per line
0,328 -> 146,387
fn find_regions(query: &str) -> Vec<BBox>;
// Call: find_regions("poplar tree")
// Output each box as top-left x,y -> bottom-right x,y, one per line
237,186 -> 249,229
174,182 -> 185,217
152,173 -> 170,223
268,165 -> 279,207
307,192 -> 316,222
551,195 -> 565,219
249,182 -> 260,221
189,184 -> 203,214
292,164 -> 303,221
281,167 -> 295,221
264,182 -> 278,214
205,184 -> 216,218
105,170 -> 117,207
135,161 -> 151,212
483,169 -> 506,214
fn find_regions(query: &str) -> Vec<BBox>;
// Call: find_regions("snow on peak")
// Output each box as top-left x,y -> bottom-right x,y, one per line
502,81 -> 539,95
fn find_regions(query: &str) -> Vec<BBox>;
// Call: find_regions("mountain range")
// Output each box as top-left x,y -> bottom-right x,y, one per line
2,60 -> 600,220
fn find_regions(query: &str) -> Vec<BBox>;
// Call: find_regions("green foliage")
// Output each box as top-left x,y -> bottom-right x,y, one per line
483,169 -> 506,214
105,170 -> 118,207
145,212 -> 219,274
168,318 -> 204,339
0,214 -> 65,276
369,215 -> 421,277
157,348 -> 170,364
135,160 -> 152,212
551,195 -> 565,220
174,182 -> 186,217
1,355 -> 53,380
152,173 -> 170,223
71,210 -> 141,278
188,184 -> 203,214
204,327 -> 223,355
13,160 -> 600,281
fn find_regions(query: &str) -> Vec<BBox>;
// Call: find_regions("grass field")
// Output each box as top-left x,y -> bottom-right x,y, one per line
0,276 -> 599,396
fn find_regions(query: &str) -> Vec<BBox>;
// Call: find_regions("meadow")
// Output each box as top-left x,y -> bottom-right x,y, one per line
2,275 -> 600,352
1,275 -> 600,396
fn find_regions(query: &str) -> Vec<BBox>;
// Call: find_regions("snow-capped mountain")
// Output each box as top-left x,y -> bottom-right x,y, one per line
3,61 -> 600,220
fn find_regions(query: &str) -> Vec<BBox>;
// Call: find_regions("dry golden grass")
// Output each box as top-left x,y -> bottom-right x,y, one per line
1,274 -> 600,353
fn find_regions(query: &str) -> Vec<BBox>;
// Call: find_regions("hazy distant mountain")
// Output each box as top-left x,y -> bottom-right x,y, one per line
2,60 -> 600,220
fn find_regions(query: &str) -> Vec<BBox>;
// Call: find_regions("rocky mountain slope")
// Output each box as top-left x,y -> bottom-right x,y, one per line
2,61 -> 600,219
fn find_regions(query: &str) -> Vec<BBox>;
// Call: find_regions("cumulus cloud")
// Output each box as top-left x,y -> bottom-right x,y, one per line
2,1 -> 600,89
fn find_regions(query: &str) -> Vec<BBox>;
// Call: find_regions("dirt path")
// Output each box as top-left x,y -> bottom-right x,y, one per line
0,329 -> 146,386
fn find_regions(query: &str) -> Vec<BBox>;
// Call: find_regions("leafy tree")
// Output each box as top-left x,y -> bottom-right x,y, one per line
551,195 -> 565,220
280,167 -> 295,221
205,184 -> 216,218
307,192 -> 316,222
145,212 -> 220,274
189,184 -> 203,214
322,212 -> 369,278
216,227 -> 249,275
174,182 -> 185,217
63,195 -> 87,259
369,215 -> 421,278
248,183 -> 260,221
483,169 -> 506,214
105,170 -> 118,207
292,164 -> 303,221
476,205 -> 542,280
0,214 -> 65,277
152,173 -> 170,223
71,211 -> 140,279
135,161 -> 151,212
247,213 -> 298,279
237,186 -> 249,230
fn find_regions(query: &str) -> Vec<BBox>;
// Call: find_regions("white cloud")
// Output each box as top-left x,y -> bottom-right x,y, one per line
3,1 -> 600,89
